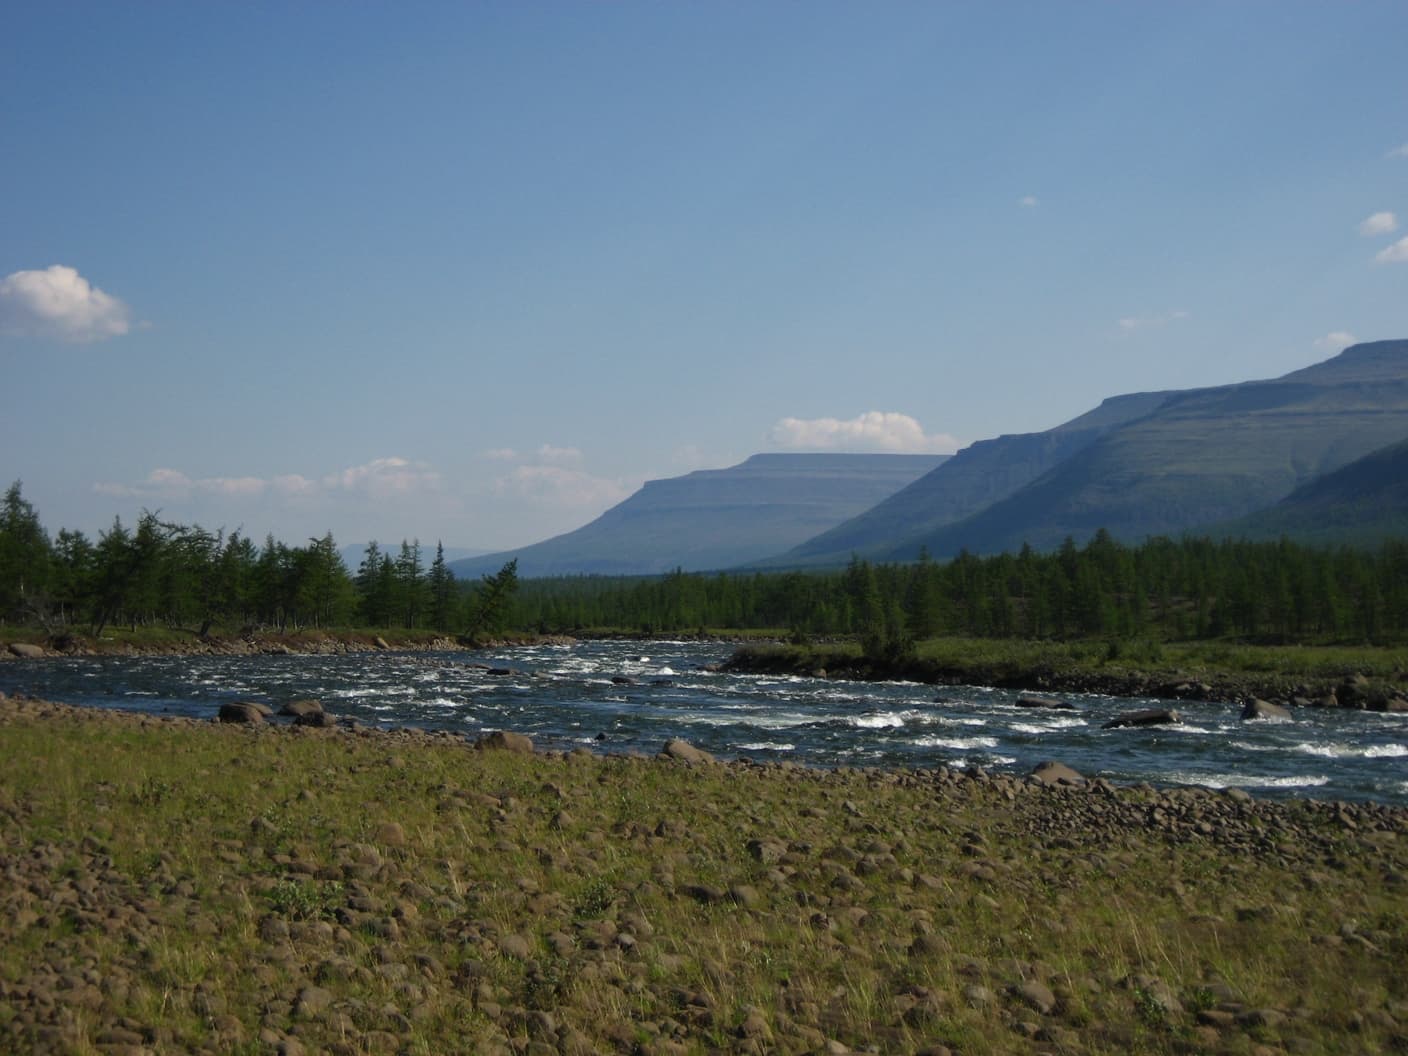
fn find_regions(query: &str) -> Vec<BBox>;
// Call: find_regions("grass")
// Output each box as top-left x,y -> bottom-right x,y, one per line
1,697 -> 1405,1054
733,633 -> 1408,702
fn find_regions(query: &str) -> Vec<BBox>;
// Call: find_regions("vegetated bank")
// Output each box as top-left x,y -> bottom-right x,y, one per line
1,693 -> 1405,1055
723,636 -> 1408,715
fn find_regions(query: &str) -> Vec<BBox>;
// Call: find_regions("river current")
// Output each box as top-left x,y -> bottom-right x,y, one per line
3,639 -> 1405,806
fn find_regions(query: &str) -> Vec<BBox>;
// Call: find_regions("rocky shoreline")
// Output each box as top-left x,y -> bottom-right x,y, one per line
722,646 -> 1408,715
1,630 -> 579,661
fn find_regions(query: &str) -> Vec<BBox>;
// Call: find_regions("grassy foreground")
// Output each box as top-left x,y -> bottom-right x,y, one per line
1,696 -> 1406,1056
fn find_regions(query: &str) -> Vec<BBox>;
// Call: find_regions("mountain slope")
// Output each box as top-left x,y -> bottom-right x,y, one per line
448,453 -> 946,578
758,390 -> 1174,568
889,340 -> 1408,558
1216,434 -> 1408,545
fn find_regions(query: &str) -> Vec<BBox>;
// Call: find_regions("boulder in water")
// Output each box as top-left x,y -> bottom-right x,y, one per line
1102,708 -> 1180,729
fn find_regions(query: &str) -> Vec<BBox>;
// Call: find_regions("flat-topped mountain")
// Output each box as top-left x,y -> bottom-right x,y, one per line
882,339 -> 1408,558
760,390 -> 1174,568
448,453 -> 947,579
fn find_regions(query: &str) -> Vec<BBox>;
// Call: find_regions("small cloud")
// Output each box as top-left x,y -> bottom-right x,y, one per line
94,467 -> 268,500
1314,331 -> 1357,351
272,474 -> 317,496
0,265 -> 133,342
322,457 -> 440,498
1374,236 -> 1408,264
1388,143 -> 1408,159
1117,309 -> 1189,334
768,411 -> 960,454
497,465 -> 631,509
482,448 -> 519,461
1358,211 -> 1399,237
1018,195 -> 1039,208
536,444 -> 583,464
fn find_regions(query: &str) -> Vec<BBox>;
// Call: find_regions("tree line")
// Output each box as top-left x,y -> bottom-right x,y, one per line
0,482 -> 516,638
513,532 -> 1408,647
4,480 -> 1406,646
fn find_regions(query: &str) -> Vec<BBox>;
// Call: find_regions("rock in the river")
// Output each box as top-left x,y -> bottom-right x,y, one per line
1241,698 -> 1291,721
1017,695 -> 1076,711
7,642 -> 45,658
1102,708 -> 1180,729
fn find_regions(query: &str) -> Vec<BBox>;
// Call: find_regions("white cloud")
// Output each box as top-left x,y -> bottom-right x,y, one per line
321,457 -> 440,498
483,448 -> 519,461
1388,143 -> 1408,159
96,457 -> 441,504
1374,236 -> 1408,264
94,467 -> 269,500
0,265 -> 133,342
768,411 -> 960,454
536,444 -> 583,464
1018,195 -> 1039,208
1117,309 -> 1189,334
1314,331 -> 1357,351
1358,211 -> 1398,237
497,465 -> 632,509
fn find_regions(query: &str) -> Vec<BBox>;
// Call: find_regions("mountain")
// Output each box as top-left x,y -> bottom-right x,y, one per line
1216,434 -> 1408,545
759,390 -> 1175,568
447,453 -> 948,579
886,339 -> 1408,558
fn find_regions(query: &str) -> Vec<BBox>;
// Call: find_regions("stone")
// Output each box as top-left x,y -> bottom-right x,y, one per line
279,699 -> 324,719
1102,708 -> 1180,729
661,738 -> 714,765
1017,695 -> 1076,711
1030,761 -> 1085,787
218,702 -> 266,724
1012,980 -> 1057,1015
476,730 -> 534,753
376,822 -> 407,848
7,642 -> 45,658
293,986 -> 335,1018
1241,698 -> 1291,721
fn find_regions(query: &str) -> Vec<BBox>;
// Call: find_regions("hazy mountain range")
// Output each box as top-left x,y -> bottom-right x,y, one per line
448,453 -> 946,579
452,340 -> 1408,579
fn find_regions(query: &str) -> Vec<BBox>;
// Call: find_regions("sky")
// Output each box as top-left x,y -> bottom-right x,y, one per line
3,2 -> 1407,553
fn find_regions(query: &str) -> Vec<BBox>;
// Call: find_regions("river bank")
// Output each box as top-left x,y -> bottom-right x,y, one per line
723,641 -> 1408,715
2,691 -> 1405,1055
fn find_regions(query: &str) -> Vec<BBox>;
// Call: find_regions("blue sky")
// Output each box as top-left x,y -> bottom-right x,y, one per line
3,2 -> 1406,552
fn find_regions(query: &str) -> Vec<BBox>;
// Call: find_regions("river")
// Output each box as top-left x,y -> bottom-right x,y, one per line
3,638 -> 1405,806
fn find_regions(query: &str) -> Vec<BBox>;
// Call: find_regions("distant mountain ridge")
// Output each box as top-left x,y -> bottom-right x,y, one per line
1216,433 -> 1408,545
760,390 -> 1175,568
879,339 -> 1408,559
447,453 -> 947,579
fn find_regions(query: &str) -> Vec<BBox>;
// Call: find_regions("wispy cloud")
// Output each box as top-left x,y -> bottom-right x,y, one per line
1314,331 -> 1357,351
1358,211 -> 1398,237
1117,309 -> 1189,334
0,265 -> 133,343
1388,143 -> 1408,159
1018,195 -> 1039,208
95,457 -> 441,502
535,444 -> 583,464
768,411 -> 960,454
1374,236 -> 1408,264
496,465 -> 631,509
